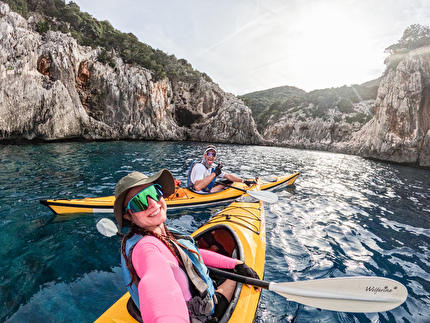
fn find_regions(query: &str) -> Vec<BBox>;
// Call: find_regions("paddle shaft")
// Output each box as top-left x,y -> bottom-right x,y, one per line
216,181 -> 278,203
209,267 -> 269,289
217,181 -> 248,193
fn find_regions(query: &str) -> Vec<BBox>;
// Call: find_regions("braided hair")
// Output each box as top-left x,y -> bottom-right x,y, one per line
121,223 -> 201,287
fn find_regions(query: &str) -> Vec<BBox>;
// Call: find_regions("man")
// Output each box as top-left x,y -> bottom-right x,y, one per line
188,145 -> 256,193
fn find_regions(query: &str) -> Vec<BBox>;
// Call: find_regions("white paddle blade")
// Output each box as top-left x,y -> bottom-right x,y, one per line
269,276 -> 407,313
247,190 -> 278,203
96,218 -> 118,237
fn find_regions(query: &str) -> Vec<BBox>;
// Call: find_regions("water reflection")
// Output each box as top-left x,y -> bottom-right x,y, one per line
0,142 -> 429,322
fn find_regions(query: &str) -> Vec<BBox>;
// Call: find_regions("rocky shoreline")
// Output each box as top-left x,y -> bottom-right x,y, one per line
1,2 -> 429,167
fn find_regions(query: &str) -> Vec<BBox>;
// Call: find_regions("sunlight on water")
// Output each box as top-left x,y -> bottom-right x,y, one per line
1,142 -> 429,322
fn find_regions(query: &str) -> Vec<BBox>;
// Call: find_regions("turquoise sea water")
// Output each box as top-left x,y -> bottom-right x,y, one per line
1,141 -> 429,322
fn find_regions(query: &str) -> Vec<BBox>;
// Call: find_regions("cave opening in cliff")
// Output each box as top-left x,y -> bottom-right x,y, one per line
175,107 -> 202,128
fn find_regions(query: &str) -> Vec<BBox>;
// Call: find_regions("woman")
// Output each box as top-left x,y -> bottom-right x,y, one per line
113,169 -> 260,323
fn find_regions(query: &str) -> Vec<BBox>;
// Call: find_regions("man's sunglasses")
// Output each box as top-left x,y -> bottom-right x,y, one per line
206,151 -> 216,157
123,184 -> 163,213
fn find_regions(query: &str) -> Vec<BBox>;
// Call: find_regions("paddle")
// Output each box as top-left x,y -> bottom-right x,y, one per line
96,218 -> 122,237
217,181 -> 278,203
96,218 -> 408,313
208,267 -> 407,313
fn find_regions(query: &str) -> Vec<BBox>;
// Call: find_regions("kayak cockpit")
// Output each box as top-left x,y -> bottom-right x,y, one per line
194,224 -> 244,323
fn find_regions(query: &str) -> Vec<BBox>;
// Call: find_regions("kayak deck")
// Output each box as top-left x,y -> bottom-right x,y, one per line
40,172 -> 299,215
95,198 -> 265,323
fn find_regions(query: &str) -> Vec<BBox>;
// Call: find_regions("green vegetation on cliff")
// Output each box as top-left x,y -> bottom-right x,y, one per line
3,0 -> 211,83
384,24 -> 430,71
240,83 -> 378,132
238,85 -> 306,116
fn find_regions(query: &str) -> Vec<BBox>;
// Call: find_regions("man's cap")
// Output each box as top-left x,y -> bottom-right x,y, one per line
204,145 -> 217,154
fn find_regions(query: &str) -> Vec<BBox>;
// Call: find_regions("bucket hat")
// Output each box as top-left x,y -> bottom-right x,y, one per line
114,169 -> 175,232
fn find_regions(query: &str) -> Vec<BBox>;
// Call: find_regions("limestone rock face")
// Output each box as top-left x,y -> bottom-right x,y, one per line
1,2 -> 429,167
261,45 -> 430,167
172,80 -> 262,144
262,99 -> 374,152
349,47 -> 430,167
0,2 -> 262,144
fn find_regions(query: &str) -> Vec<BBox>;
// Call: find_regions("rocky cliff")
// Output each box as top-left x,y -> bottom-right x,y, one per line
262,99 -> 374,151
2,2 -> 430,167
348,47 -> 430,167
262,48 -> 430,167
0,2 -> 263,144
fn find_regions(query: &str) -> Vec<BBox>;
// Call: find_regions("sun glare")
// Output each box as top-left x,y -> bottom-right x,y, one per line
285,3 -> 377,89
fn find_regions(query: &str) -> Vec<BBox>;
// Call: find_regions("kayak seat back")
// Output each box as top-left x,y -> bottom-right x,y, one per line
195,227 -> 238,259
126,296 -> 143,322
168,187 -> 187,199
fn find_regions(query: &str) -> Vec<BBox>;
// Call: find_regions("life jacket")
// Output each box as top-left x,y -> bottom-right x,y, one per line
121,234 -> 144,308
121,229 -> 216,321
187,160 -> 216,192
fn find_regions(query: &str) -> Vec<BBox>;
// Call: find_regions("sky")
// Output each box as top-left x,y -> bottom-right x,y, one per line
70,0 -> 430,95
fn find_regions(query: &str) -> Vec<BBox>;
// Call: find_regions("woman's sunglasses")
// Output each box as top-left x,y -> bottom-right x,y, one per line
206,151 -> 216,157
124,184 -> 163,213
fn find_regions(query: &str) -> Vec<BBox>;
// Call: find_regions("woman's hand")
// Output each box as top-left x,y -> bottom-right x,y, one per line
234,261 -> 261,291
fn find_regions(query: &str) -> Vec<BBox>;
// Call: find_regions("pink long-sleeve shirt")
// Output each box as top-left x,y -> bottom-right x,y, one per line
131,235 -> 237,323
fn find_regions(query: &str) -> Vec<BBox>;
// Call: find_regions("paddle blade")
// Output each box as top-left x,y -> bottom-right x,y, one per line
96,218 -> 118,237
270,276 -> 407,313
247,190 -> 278,203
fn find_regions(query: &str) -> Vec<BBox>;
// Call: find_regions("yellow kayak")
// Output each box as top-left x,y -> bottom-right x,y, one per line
95,188 -> 266,322
40,172 -> 299,214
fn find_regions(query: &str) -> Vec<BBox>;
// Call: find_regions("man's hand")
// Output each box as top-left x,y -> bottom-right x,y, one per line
244,180 -> 257,186
214,163 -> 224,176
